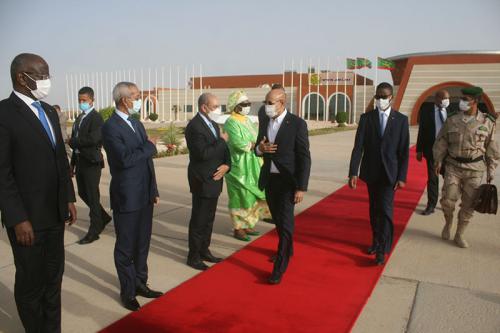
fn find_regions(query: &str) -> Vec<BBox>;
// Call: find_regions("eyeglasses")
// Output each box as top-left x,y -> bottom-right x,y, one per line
24,72 -> 51,81
239,102 -> 251,107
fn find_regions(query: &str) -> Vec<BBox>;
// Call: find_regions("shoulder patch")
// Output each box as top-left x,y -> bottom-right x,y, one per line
485,113 -> 496,123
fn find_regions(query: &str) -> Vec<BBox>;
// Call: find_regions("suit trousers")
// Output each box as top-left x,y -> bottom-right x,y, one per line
188,195 -> 218,261
7,224 -> 65,333
367,173 -> 395,254
75,158 -> 110,236
113,204 -> 153,298
425,155 -> 439,208
265,174 -> 295,274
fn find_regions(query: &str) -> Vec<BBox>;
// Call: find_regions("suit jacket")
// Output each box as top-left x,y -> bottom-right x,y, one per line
416,103 -> 450,159
70,109 -> 105,166
185,113 -> 231,198
349,108 -> 410,185
102,112 -> 158,213
256,111 -> 311,191
0,92 -> 76,230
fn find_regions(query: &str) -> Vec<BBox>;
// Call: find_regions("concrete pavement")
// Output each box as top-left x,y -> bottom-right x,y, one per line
1,126 -> 499,333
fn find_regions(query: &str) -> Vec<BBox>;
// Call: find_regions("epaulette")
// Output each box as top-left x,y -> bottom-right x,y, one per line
485,113 -> 497,123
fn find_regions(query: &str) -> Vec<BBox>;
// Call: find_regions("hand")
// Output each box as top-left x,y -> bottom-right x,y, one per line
435,163 -> 441,177
258,136 -> 278,154
416,152 -> 423,162
487,173 -> 494,183
67,203 -> 77,226
294,191 -> 305,204
154,196 -> 160,205
348,176 -> 358,189
394,181 -> 406,191
148,138 -> 157,145
220,130 -> 229,142
213,164 -> 230,180
14,221 -> 35,247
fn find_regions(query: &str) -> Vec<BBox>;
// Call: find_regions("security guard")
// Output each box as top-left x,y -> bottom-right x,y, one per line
433,86 -> 499,248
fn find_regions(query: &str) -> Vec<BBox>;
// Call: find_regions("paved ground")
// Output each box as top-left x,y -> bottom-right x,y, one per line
1,126 -> 499,333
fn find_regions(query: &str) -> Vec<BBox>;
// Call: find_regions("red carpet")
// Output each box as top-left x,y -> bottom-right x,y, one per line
101,148 -> 427,333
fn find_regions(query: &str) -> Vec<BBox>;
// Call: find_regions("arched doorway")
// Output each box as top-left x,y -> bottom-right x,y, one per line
411,81 -> 495,125
328,93 -> 351,122
143,96 -> 157,120
302,92 -> 325,121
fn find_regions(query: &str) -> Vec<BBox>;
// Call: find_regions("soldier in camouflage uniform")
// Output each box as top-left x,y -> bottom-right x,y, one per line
433,86 -> 499,248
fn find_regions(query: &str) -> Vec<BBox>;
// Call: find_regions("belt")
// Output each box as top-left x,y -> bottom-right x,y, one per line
449,155 -> 484,164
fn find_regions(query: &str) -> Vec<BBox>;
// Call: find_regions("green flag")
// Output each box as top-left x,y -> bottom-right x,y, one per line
346,58 -> 356,70
377,57 -> 395,70
356,58 -> 372,69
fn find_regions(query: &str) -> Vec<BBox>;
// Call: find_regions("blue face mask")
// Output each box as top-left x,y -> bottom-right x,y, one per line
79,102 -> 91,112
128,99 -> 142,114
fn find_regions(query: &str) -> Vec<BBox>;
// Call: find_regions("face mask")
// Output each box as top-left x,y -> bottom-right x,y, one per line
265,105 -> 277,118
376,98 -> 391,111
128,99 -> 142,114
440,99 -> 450,109
24,73 -> 51,100
207,107 -> 222,121
240,106 -> 251,115
459,99 -> 470,111
79,102 -> 91,112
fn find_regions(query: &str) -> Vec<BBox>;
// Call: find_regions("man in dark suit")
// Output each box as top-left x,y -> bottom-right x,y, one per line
185,93 -> 231,271
348,82 -> 409,265
256,88 -> 311,284
102,82 -> 162,311
70,86 -> 111,244
0,53 -> 77,333
416,89 -> 450,215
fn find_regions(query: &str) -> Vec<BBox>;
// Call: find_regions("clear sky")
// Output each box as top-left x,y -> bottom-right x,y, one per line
1,0 -> 499,107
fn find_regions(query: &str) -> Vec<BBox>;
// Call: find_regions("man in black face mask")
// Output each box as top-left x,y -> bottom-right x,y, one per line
348,82 -> 409,265
0,53 -> 77,333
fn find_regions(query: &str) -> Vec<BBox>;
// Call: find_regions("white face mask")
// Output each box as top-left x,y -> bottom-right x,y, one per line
376,98 -> 391,111
265,105 -> 277,118
240,106 -> 251,115
459,99 -> 470,111
24,73 -> 51,100
207,107 -> 222,121
440,99 -> 450,109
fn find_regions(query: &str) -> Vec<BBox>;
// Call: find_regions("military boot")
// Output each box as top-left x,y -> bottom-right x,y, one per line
441,214 -> 453,240
454,220 -> 469,248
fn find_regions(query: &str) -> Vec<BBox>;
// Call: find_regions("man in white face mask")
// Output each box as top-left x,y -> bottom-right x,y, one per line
416,89 -> 451,215
185,93 -> 231,271
0,53 -> 77,332
349,82 -> 410,266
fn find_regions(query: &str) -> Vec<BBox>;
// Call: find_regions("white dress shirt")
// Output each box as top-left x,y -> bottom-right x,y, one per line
14,90 -> 56,140
115,109 -> 135,132
434,105 -> 447,138
379,107 -> 391,135
267,109 -> 288,173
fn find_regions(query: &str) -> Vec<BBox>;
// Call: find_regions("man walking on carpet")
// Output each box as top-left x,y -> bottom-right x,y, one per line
348,82 -> 410,265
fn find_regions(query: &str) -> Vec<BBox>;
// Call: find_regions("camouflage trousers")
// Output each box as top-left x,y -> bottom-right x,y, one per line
440,164 -> 483,223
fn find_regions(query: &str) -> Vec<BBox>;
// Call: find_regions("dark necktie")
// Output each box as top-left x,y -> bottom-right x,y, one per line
128,117 -> 143,142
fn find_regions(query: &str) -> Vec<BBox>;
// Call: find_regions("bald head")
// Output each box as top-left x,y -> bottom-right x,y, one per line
434,89 -> 450,107
264,88 -> 286,118
10,53 -> 50,99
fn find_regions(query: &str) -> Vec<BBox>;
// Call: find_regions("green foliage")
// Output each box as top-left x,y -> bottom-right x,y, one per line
161,122 -> 181,149
99,107 -> 114,121
148,113 -> 159,121
335,111 -> 348,124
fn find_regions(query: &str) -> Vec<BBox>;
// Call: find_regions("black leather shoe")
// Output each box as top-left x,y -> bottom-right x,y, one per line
201,252 -> 222,263
375,253 -> 385,266
187,260 -> 209,271
121,296 -> 140,311
366,246 -> 377,255
136,284 -> 163,298
78,234 -> 99,245
268,272 -> 282,285
421,206 -> 435,216
103,214 -> 112,226
262,218 -> 274,224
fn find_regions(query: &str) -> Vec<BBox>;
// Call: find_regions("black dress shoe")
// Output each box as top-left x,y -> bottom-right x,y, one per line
375,253 -> 385,266
268,272 -> 282,285
262,218 -> 274,224
187,260 -> 209,271
366,246 -> 377,255
421,206 -> 435,216
78,234 -> 99,245
136,284 -> 163,298
121,296 -> 140,311
200,252 -> 222,263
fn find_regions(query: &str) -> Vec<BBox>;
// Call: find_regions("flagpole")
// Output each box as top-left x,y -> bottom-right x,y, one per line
282,60 -> 285,87
335,57 -> 339,122
344,59 -> 347,120
169,66 -> 172,121
353,62 -> 357,124
326,57 -> 330,122
374,57 -> 378,110
184,66 -> 188,121
290,59 -> 294,114
307,58 -> 311,120
316,57 -> 320,121
177,66 -> 180,122
363,63 -> 367,114
161,67 -> 165,122
192,64 -> 195,116
298,59 -> 303,118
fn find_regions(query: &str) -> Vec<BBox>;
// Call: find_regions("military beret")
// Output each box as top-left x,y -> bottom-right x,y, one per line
461,86 -> 483,97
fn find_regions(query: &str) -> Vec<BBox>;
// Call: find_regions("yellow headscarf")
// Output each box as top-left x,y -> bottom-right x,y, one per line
227,90 -> 249,114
